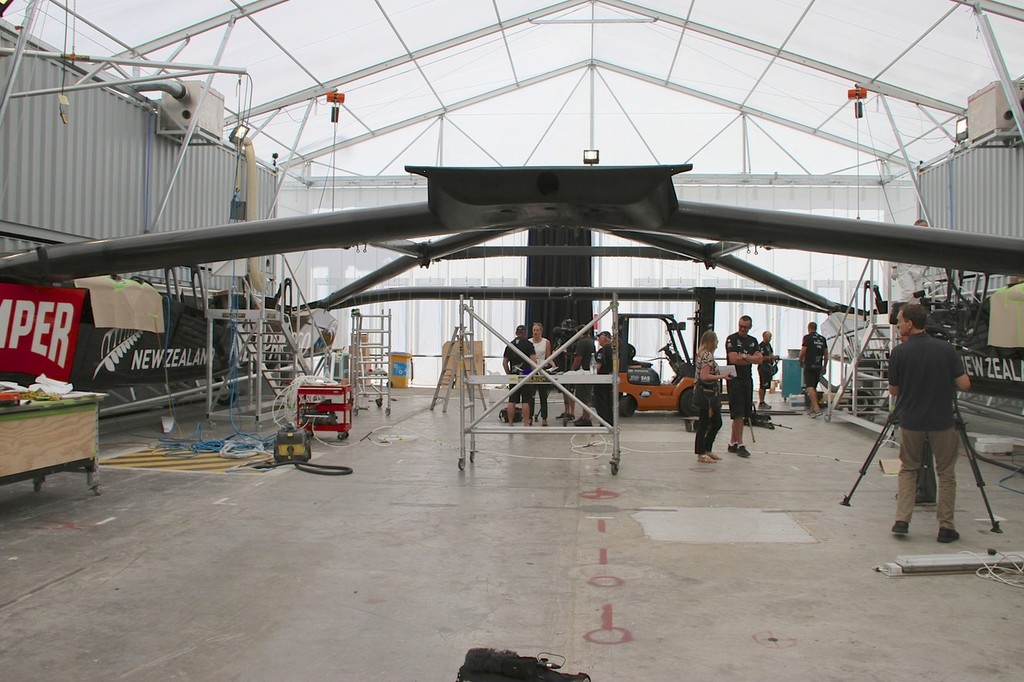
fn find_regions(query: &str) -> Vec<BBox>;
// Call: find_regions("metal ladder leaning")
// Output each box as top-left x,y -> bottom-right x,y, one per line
431,325 -> 487,413
349,309 -> 392,416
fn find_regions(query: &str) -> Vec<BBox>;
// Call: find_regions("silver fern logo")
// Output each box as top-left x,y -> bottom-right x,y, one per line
93,329 -> 143,378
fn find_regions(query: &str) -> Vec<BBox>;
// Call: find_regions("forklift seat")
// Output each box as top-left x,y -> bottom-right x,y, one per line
622,343 -> 652,369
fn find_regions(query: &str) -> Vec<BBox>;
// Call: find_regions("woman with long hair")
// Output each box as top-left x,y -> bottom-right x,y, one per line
529,322 -> 554,426
694,330 -> 732,463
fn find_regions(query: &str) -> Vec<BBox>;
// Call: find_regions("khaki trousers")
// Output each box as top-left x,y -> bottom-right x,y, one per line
896,427 -> 959,529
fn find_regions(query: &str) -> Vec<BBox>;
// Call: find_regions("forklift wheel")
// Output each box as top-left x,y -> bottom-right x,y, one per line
678,388 -> 700,417
619,395 -> 637,417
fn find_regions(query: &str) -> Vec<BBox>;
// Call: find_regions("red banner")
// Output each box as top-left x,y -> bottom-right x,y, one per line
0,283 -> 85,383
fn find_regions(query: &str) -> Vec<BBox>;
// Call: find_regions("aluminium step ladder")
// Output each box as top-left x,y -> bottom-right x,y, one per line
431,325 -> 487,413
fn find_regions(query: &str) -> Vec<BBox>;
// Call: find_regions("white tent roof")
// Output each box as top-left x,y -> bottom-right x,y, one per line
17,0 -> 1024,178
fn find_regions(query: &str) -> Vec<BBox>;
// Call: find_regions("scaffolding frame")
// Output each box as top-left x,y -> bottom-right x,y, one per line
456,296 -> 621,474
349,309 -> 392,416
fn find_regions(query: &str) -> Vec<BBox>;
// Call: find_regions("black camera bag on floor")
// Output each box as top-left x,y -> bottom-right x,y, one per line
456,648 -> 591,682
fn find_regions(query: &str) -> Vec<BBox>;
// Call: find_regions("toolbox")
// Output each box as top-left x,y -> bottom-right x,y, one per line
296,382 -> 352,440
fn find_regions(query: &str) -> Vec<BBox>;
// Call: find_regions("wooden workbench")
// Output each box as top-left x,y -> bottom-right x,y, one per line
0,394 -> 103,494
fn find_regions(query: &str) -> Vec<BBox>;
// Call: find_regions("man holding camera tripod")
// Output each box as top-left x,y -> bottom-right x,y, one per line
888,303 -> 971,543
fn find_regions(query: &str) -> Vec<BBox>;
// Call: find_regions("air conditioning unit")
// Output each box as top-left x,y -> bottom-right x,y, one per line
966,79 -> 1024,141
158,81 -> 225,139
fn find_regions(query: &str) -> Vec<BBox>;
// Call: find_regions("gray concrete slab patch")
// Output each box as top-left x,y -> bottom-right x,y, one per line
634,507 -> 818,543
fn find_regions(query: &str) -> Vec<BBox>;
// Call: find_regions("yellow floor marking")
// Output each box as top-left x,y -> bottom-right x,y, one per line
101,450 -> 267,473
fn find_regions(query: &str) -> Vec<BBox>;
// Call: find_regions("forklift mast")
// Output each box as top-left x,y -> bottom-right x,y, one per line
616,313 -> 694,382
692,287 -> 717,353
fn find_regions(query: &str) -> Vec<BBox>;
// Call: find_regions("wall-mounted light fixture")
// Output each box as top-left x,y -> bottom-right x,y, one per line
955,116 -> 969,143
583,149 -> 600,165
229,123 -> 250,144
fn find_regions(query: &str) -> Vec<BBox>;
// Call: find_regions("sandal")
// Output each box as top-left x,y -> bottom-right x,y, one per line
707,453 -> 722,461
697,454 -> 716,464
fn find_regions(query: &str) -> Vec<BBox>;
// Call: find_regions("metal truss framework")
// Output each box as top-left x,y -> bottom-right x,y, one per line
5,0 -> 1023,213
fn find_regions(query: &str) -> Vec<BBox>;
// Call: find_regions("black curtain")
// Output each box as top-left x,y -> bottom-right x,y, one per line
524,226 -> 593,338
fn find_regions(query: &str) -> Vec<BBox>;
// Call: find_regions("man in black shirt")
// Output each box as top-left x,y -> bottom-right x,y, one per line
799,321 -> 828,418
725,315 -> 763,458
568,330 -> 595,424
756,330 -> 779,410
888,304 -> 971,542
502,325 -> 537,425
590,330 -> 615,426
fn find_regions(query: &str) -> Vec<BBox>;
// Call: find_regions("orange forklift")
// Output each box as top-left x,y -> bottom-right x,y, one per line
615,313 -> 698,417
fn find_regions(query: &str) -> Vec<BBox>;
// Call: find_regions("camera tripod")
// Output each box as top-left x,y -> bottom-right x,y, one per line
840,397 -> 1002,534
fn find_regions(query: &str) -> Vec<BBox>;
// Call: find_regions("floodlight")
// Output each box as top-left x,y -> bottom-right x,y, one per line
583,149 -> 600,165
229,123 -> 250,144
955,116 -> 969,143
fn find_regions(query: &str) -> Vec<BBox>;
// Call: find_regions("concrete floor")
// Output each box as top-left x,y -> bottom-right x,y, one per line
1,388 -> 1022,681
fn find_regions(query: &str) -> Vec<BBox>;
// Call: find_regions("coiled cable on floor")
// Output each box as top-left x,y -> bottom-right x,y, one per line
249,459 -> 353,475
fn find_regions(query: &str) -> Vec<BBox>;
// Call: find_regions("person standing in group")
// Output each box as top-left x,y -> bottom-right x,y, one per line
888,303 -> 971,543
756,330 -> 779,410
502,324 -> 537,426
552,319 -> 577,422
694,330 -> 732,464
570,329 -> 596,426
592,330 -> 615,426
725,315 -> 763,458
528,322 -> 553,426
799,321 -> 828,418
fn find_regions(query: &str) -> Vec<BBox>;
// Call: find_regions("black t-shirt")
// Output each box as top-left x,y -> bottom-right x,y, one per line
757,341 -> 776,375
574,335 -> 595,371
503,337 -> 536,373
595,343 -> 614,375
725,332 -> 759,378
802,332 -> 828,368
889,332 -> 966,430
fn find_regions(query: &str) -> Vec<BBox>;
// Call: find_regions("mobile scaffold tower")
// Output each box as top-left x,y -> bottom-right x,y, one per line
456,296 -> 621,474
349,308 -> 392,416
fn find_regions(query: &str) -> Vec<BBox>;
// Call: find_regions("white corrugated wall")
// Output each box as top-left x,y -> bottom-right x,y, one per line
1,31 -> 277,256
920,146 -> 1024,239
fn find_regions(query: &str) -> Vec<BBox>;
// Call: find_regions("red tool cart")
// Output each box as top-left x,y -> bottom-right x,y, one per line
296,382 -> 352,440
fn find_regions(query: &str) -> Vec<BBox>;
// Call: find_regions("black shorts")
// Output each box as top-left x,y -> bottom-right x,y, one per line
803,366 -> 823,389
727,377 -> 753,420
508,382 -> 535,404
757,367 -> 773,390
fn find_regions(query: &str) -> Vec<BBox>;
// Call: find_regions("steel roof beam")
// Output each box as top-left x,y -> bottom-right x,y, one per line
598,62 -> 906,166
950,0 -> 1024,24
601,0 -> 963,114
113,0 -> 289,60
295,59 -> 905,167
234,0 -> 589,122
294,61 -> 589,163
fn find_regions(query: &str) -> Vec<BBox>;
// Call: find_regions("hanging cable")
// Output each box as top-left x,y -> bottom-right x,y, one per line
57,0 -> 77,124
848,85 -> 868,221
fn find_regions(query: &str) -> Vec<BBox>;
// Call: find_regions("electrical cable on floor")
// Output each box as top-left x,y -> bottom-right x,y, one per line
362,424 -> 450,448
960,550 -> 1024,589
996,461 -> 1024,495
472,433 -> 606,462
248,459 -> 353,476
757,450 -> 864,465
152,431 -> 273,460
474,448 -> 603,462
